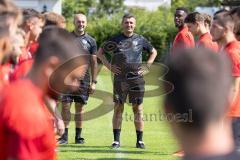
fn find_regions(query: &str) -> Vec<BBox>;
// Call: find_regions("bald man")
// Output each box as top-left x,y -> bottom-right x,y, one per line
211,12 -> 240,151
58,13 -> 98,144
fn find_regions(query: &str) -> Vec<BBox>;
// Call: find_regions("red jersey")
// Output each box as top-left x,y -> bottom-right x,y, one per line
198,32 -> 219,52
224,41 -> 240,117
172,26 -> 195,53
18,47 -> 32,64
10,59 -> 34,81
0,79 -> 56,160
28,41 -> 39,56
224,41 -> 240,77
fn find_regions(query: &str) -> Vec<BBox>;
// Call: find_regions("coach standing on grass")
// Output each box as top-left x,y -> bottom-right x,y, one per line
97,13 -> 157,149
58,13 -> 98,145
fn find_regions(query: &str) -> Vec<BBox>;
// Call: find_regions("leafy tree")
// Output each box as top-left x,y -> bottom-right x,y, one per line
62,0 -> 96,19
87,8 -> 176,62
63,0 -> 224,62
171,0 -> 222,11
96,0 -> 125,18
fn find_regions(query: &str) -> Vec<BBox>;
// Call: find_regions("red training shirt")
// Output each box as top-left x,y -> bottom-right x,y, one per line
172,26 -> 195,53
224,41 -> 240,117
224,41 -> 240,77
198,32 -> 219,52
18,47 -> 32,64
0,79 -> 56,160
10,59 -> 34,81
27,41 -> 39,57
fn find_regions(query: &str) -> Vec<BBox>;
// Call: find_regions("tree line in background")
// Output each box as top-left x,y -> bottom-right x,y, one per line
62,0 -> 222,61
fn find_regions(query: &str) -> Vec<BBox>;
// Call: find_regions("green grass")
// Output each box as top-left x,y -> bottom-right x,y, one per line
57,65 -> 180,160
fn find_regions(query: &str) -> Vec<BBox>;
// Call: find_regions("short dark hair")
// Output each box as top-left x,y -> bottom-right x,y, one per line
184,12 -> 204,23
202,13 -> 212,27
214,9 -> 228,17
229,7 -> 240,17
34,27 -> 86,67
164,48 -> 232,132
122,13 -> 135,22
176,7 -> 188,14
43,12 -> 66,27
22,8 -> 43,23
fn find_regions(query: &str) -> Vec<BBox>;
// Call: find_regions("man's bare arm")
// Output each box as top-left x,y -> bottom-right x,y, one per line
147,48 -> 158,66
96,48 -> 121,75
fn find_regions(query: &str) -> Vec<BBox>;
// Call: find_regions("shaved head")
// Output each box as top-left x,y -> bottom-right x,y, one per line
73,13 -> 87,34
74,14 -> 87,23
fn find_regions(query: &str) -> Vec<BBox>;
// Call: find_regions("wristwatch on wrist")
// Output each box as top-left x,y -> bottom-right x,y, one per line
92,80 -> 97,84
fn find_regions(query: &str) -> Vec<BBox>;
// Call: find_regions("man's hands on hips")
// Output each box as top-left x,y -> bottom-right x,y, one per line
138,64 -> 151,76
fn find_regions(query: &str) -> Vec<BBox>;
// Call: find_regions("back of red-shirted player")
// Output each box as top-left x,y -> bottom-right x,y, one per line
225,41 -> 240,117
0,80 -> 56,160
198,32 -> 219,52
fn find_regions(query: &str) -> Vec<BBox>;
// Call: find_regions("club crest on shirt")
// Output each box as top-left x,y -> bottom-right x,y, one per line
81,39 -> 89,50
81,39 -> 88,45
119,40 -> 132,51
133,40 -> 138,46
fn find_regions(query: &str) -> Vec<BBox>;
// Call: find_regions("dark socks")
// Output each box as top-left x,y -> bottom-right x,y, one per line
136,130 -> 143,142
76,128 -> 82,139
62,128 -> 68,140
113,129 -> 121,142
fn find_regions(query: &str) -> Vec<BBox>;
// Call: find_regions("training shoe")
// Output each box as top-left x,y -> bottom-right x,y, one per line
111,141 -> 120,149
75,137 -> 85,144
57,137 -> 68,145
136,141 -> 145,149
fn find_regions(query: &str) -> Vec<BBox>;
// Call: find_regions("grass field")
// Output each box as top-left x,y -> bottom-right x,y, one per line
57,65 -> 180,160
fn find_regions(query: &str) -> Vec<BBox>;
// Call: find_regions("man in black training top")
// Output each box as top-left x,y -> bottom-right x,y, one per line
97,13 -> 157,149
58,13 -> 98,144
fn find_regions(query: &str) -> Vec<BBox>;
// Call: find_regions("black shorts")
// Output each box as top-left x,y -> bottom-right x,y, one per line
113,72 -> 145,105
61,80 -> 90,105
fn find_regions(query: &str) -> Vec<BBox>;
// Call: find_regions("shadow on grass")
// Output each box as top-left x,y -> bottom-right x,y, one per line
63,158 -> 145,160
96,158 -> 140,160
59,149 -> 145,154
58,148 -> 169,156
58,145 -> 110,148
58,145 -> 171,155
